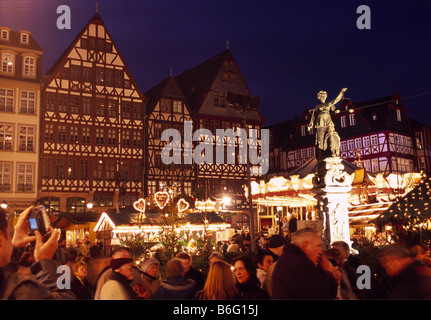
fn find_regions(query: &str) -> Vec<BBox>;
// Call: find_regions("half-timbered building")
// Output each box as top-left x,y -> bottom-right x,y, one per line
144,75 -> 196,197
269,92 -> 418,178
39,13 -> 146,214
175,49 -> 265,202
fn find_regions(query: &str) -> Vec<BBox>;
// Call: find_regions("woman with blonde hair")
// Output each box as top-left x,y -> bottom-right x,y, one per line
196,260 -> 241,300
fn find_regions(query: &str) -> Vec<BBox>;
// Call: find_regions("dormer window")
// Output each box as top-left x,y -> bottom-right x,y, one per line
20,33 -> 29,44
0,30 -> 8,41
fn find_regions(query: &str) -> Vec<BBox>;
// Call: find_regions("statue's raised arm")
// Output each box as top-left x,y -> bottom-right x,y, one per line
330,87 -> 347,106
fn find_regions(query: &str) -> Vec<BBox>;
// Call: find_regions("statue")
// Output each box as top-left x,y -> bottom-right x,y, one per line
308,88 -> 347,160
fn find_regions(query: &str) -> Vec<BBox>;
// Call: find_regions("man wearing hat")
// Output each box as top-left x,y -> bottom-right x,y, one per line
100,255 -> 139,299
262,234 -> 287,298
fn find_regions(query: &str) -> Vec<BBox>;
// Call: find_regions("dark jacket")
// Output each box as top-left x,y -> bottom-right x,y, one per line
272,243 -> 338,299
0,259 -> 75,300
386,260 -> 431,299
151,277 -> 197,300
184,266 -> 205,291
236,279 -> 269,300
71,276 -> 94,300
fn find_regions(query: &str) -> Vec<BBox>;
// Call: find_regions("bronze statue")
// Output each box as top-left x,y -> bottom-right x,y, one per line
308,88 -> 347,160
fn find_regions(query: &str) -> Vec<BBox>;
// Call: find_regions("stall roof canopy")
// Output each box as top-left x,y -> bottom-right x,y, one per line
51,212 -> 100,228
288,157 -> 360,178
373,174 -> 431,225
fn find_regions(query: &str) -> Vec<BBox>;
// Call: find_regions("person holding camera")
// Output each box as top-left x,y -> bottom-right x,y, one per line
0,206 -> 75,299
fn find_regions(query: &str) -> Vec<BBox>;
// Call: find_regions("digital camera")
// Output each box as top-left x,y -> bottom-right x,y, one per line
27,205 -> 50,236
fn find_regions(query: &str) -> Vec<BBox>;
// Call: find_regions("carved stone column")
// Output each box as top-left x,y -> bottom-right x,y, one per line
312,157 -> 352,249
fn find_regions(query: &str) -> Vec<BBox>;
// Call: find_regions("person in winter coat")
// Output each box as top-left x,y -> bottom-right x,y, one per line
151,258 -> 197,300
272,228 -> 338,299
0,206 -> 75,300
232,255 -> 269,300
71,260 -> 93,299
100,257 -> 142,299
176,251 -> 205,291
254,251 -> 274,288
379,244 -> 431,299
139,257 -> 161,299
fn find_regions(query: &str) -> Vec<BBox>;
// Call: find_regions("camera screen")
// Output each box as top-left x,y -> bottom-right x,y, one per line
28,217 -> 38,231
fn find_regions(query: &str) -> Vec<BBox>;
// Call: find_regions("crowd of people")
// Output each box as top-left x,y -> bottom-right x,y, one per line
1,206 -> 431,300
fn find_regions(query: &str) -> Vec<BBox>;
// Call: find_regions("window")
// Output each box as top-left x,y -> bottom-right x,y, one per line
45,123 -> 54,141
39,197 -> 60,214
93,194 -> 113,207
114,71 -> 123,87
122,131 -> 130,147
107,100 -> 118,118
1,53 -> 14,73
96,68 -> 104,84
416,132 -> 424,150
154,122 -> 162,139
71,66 -> 80,80
0,162 -> 12,191
70,96 -> 79,114
363,136 -> 370,147
130,161 -> 141,181
95,128 -> 104,145
160,99 -> 171,113
66,197 -> 86,213
349,113 -> 356,126
132,131 -> 141,148
93,161 -> 103,180
58,125 -> 66,142
58,95 -> 68,113
107,129 -> 116,146
355,138 -> 362,149
173,100 -> 182,113
80,160 -> 88,180
20,33 -> 29,44
371,135 -> 378,146
340,141 -> 347,152
82,127 -> 90,144
18,125 -> 34,152
106,160 -> 115,181
23,56 -> 35,77
55,159 -> 64,179
371,159 -> 379,173
20,91 -> 36,114
82,97 -> 91,115
46,93 -> 55,111
83,68 -> 92,81
148,181 -> 157,195
214,92 -> 225,107
396,109 -> 401,122
0,88 -> 14,112
17,163 -> 34,192
67,159 -> 76,179
105,69 -> 114,86
70,126 -> 78,143
340,116 -> 347,128
301,125 -> 306,136
42,159 -> 51,179
0,124 -> 13,150
122,102 -> 131,119
1,30 -> 9,40
96,99 -> 105,116
134,102 -> 143,120
347,140 -> 354,150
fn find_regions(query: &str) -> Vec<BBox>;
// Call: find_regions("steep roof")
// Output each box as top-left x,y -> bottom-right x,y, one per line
144,75 -> 192,116
175,50 -> 237,113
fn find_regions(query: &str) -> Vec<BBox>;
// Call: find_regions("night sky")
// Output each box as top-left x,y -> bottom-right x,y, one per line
1,0 -> 430,126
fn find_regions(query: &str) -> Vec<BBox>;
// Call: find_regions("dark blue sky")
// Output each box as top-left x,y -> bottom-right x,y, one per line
1,0 -> 430,126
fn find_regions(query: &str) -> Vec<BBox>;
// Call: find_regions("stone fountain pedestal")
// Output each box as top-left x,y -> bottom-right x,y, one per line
312,157 -> 352,249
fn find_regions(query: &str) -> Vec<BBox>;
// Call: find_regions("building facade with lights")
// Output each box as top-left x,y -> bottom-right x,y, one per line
0,27 -> 43,212
38,13 -> 146,214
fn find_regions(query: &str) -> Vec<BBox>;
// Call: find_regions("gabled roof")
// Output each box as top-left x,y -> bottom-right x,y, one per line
175,50 -> 238,114
43,13 -> 146,103
45,13 -> 104,76
144,75 -> 193,118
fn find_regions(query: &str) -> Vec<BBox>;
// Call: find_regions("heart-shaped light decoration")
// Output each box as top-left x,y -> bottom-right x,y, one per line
133,198 -> 146,213
155,191 -> 170,210
177,198 -> 190,213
